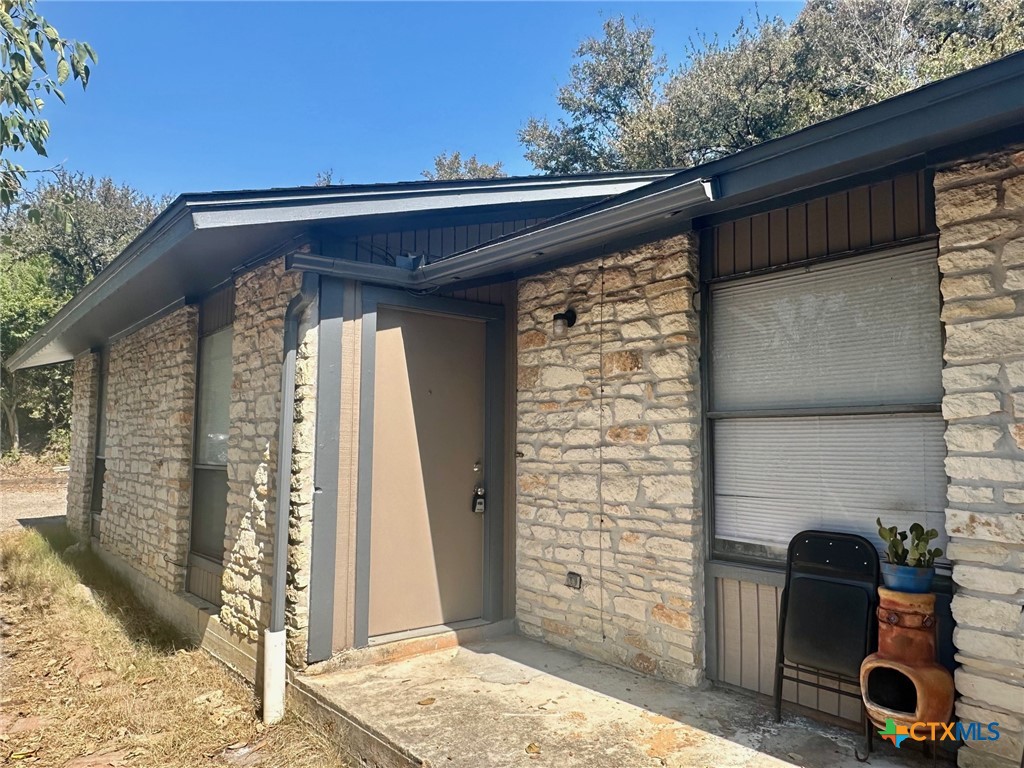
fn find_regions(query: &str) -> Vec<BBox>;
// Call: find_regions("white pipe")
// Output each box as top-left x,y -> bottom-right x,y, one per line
262,628 -> 287,725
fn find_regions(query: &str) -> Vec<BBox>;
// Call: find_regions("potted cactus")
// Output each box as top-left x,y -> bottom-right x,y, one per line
876,518 -> 943,593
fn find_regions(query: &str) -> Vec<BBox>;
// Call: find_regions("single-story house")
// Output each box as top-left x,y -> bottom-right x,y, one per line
10,51 -> 1024,768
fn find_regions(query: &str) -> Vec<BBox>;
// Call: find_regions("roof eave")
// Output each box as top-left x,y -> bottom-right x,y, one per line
6,201 -> 196,371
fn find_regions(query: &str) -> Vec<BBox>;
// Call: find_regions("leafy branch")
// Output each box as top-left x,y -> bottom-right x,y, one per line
0,0 -> 95,206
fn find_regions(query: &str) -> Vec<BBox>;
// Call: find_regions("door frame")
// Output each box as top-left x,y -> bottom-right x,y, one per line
354,286 -> 506,647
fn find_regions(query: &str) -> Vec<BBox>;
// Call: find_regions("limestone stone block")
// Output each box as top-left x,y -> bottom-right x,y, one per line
945,424 -> 1004,453
952,595 -> 1023,633
935,182 -> 999,226
943,363 -> 1002,392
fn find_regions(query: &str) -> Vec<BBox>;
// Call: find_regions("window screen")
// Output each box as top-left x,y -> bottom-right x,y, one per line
195,327 -> 232,467
189,314 -> 232,576
709,249 -> 946,562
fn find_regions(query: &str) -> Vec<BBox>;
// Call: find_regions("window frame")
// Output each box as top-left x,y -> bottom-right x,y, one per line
89,347 -> 109,540
186,285 -> 234,605
702,242 -> 946,570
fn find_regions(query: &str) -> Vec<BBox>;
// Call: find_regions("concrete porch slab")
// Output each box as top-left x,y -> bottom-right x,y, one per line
295,635 -> 936,768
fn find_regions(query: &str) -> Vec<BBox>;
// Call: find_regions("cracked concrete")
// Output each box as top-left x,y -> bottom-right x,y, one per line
297,635 -> 938,768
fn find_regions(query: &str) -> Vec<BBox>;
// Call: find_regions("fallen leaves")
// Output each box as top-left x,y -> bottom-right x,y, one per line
417,697 -> 436,706
0,525 -> 349,768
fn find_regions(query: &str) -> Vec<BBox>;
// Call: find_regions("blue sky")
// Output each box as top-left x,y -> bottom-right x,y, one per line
42,1 -> 802,197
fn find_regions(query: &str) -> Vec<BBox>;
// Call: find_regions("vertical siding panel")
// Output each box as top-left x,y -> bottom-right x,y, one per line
779,585 -> 798,704
893,174 -> 920,240
807,198 -> 829,258
768,209 -> 788,268
869,181 -> 896,246
825,193 -> 849,254
818,673 -> 841,716
356,235 -> 370,262
839,681 -> 862,721
750,213 -> 770,271
401,229 -> 416,258
454,226 -> 468,254
341,238 -> 358,262
716,578 -> 726,682
716,223 -> 734,278
918,171 -> 929,233
414,229 -> 429,256
740,581 -> 761,690
734,218 -> 752,274
721,578 -> 743,686
386,231 -> 402,262
798,666 -> 819,710
428,229 -> 443,262
372,233 -> 389,264
441,228 -> 455,259
757,583 -> 778,695
848,186 -> 872,250
787,205 -> 808,264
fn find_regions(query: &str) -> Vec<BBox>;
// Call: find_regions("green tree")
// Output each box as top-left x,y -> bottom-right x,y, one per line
0,171 -> 168,453
519,16 -> 665,174
646,15 -> 803,168
521,3 -> 1024,173
0,252 -> 61,452
0,0 -> 95,206
422,151 -> 507,181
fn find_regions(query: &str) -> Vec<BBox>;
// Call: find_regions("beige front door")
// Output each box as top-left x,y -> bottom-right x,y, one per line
368,306 -> 487,637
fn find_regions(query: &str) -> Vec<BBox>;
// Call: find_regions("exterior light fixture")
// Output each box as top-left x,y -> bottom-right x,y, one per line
552,308 -> 577,338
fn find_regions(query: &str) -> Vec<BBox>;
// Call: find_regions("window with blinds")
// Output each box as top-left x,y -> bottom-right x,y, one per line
708,248 -> 946,563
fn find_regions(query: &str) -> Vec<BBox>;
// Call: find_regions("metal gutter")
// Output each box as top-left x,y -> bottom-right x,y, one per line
415,50 -> 1024,278
282,178 -> 714,289
285,253 -> 417,288
419,178 -> 715,284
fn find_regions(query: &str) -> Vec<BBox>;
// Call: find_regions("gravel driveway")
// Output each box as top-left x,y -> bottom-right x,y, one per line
0,480 -> 67,532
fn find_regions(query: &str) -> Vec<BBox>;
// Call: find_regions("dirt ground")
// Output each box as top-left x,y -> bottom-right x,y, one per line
0,457 -> 69,533
0,516 -> 350,767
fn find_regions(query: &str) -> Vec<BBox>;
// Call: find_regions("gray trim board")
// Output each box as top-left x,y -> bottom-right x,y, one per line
308,277 -> 345,663
354,287 -> 506,647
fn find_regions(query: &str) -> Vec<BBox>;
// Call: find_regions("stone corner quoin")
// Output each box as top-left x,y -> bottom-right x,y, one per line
936,149 -> 1024,768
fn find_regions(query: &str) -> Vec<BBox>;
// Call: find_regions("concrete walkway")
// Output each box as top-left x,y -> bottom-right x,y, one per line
296,635 -> 934,768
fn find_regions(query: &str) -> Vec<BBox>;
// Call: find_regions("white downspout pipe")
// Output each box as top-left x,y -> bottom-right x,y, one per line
264,272 -> 318,725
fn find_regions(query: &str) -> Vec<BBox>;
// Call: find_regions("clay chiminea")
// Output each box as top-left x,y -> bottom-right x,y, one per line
860,587 -> 954,728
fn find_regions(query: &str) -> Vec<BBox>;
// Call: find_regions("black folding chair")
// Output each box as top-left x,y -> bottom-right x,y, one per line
774,530 -> 879,758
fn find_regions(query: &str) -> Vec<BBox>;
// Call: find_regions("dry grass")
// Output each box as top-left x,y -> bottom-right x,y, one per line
0,523 -> 349,767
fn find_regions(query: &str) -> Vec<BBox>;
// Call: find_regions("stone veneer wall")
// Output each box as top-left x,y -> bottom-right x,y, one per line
66,351 -> 100,540
515,232 -> 705,686
102,306 -> 198,590
219,259 -> 302,644
935,149 -> 1024,768
286,295 -> 318,667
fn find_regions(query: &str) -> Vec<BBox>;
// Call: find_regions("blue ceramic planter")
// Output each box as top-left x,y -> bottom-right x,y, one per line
881,562 -> 935,593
